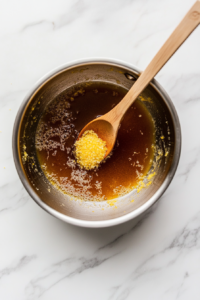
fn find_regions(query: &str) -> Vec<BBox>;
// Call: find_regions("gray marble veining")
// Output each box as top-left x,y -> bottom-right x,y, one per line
0,0 -> 200,299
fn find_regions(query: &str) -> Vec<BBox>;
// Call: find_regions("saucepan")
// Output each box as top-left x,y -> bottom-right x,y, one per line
12,59 -> 181,227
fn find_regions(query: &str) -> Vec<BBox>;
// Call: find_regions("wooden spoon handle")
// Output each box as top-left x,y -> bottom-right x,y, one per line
108,0 -> 200,126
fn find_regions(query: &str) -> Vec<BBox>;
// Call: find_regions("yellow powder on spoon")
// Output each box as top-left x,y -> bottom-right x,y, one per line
75,130 -> 107,170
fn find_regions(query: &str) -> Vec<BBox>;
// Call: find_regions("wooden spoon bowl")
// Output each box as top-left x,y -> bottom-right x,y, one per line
78,118 -> 117,157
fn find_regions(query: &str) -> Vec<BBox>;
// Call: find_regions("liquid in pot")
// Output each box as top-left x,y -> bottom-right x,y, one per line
36,82 -> 155,201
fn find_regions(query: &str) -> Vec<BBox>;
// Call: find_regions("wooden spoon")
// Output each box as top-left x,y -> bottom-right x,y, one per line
78,1 -> 200,158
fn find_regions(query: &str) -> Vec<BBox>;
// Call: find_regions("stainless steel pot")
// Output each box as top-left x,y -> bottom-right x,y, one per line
12,59 -> 181,228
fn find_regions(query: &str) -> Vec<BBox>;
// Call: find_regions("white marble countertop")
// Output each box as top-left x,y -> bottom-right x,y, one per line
1,0 -> 200,299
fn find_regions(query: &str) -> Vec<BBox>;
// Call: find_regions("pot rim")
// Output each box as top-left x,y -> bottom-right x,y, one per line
12,57 -> 181,228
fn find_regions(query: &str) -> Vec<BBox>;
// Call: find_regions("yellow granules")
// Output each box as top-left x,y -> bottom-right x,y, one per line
75,130 -> 107,170
107,199 -> 117,207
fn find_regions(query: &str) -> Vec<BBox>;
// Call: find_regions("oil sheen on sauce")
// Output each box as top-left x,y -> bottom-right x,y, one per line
35,82 -> 155,201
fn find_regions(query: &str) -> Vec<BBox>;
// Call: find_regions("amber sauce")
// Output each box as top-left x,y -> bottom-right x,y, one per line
36,82 -> 155,201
